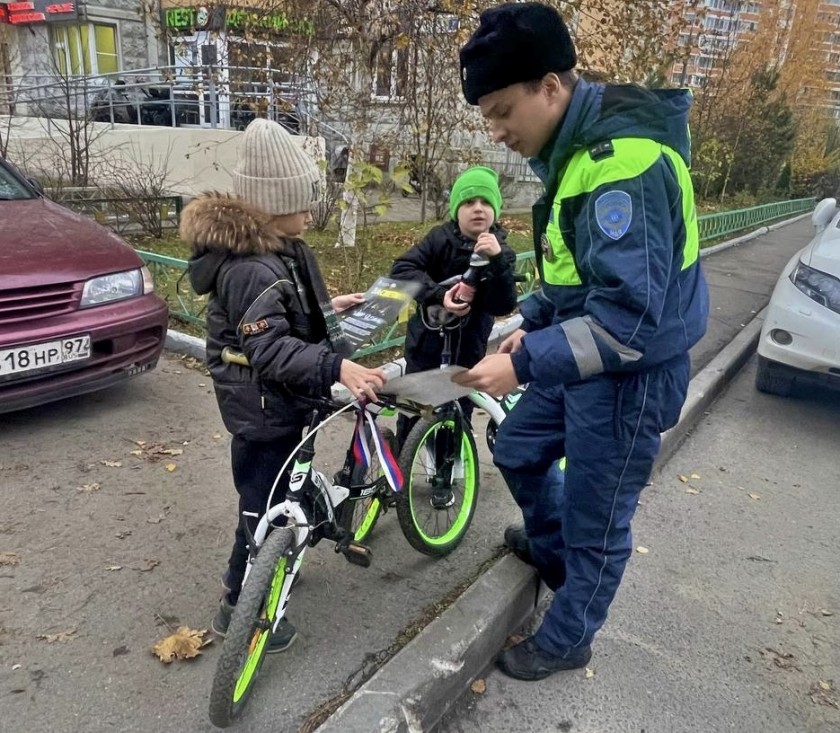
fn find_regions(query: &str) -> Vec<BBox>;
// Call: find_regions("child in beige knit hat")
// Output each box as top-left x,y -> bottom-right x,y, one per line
182,119 -> 385,650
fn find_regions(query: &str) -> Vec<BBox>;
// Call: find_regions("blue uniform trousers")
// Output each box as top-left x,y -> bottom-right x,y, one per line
493,356 -> 690,655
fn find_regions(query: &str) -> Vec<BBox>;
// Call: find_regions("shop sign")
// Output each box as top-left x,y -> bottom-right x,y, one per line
0,0 -> 78,24
164,5 -> 313,36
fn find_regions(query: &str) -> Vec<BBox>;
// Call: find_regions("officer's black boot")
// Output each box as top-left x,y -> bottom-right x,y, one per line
497,636 -> 591,681
503,524 -> 535,566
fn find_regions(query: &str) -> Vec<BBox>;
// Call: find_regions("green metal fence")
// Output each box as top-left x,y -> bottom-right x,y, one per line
139,196 -> 815,360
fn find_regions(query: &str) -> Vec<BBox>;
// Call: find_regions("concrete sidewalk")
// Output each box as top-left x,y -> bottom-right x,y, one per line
314,215 -> 821,732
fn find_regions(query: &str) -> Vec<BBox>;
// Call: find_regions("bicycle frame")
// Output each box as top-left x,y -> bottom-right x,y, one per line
240,400 -> 401,631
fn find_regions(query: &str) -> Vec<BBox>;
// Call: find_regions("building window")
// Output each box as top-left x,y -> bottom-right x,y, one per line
372,40 -> 408,100
52,23 -> 119,77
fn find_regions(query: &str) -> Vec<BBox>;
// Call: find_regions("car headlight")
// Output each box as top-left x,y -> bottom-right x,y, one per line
790,261 -> 840,314
80,269 -> 144,307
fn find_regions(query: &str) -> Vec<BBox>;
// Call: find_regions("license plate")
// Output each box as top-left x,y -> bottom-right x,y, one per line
0,335 -> 91,376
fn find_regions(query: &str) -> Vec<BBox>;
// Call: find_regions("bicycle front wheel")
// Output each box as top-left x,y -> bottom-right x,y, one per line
209,528 -> 295,728
396,416 -> 479,556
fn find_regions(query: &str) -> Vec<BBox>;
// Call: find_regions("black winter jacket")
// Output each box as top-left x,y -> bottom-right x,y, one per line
390,221 -> 517,371
183,194 -> 343,441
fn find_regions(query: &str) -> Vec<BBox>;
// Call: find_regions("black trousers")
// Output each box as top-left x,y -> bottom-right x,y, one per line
225,432 -> 302,603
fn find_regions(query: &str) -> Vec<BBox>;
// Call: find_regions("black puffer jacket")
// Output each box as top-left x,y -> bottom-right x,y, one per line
390,221 -> 517,371
183,194 -> 342,441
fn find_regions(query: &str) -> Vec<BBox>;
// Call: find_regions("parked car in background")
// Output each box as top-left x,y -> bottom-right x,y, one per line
756,197 -> 840,396
0,158 -> 168,414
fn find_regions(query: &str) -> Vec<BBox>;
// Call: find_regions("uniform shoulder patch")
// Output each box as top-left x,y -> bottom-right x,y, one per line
594,190 -> 633,240
241,319 -> 269,336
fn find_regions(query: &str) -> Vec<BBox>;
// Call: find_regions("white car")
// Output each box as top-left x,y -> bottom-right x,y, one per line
756,198 -> 840,396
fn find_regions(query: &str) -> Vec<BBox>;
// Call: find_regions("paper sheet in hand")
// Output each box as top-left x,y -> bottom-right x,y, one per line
380,366 -> 474,407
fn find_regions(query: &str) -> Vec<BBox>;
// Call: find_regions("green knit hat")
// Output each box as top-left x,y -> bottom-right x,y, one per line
449,166 -> 503,222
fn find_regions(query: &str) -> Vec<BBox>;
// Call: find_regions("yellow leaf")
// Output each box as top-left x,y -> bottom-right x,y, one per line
101,460 -> 122,468
106,565 -> 122,571
77,482 -> 101,493
678,474 -> 688,483
152,627 -> 212,663
134,440 -> 146,447
37,629 -> 77,643
685,487 -> 701,495
819,680 -> 832,691
0,552 -> 20,566
585,667 -> 595,679
161,449 -> 183,456
690,473 -> 701,479
636,546 -> 650,554
748,492 -> 761,501
165,463 -> 177,473
130,450 -> 143,457
470,679 -> 486,694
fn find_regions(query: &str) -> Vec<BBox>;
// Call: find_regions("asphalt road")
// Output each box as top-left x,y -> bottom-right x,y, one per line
0,217 -> 823,733
437,357 -> 840,733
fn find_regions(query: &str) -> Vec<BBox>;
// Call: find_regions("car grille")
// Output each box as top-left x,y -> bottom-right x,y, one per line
0,282 -> 79,325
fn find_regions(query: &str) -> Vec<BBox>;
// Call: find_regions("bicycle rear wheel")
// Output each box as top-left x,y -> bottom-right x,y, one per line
209,528 -> 296,728
338,427 -> 396,543
396,416 -> 479,556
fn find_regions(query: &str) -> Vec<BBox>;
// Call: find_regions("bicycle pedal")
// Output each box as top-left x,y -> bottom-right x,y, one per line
342,541 -> 372,568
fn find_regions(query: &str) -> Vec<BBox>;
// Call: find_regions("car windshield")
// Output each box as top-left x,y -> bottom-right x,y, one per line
0,163 -> 36,201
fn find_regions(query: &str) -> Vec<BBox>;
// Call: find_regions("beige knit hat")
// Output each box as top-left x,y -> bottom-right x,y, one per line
232,119 -> 320,216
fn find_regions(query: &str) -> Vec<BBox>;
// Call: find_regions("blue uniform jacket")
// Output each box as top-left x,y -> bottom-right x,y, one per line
511,80 -> 709,387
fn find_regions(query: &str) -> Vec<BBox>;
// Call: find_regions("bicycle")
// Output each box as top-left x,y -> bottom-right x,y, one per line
207,391 -> 407,728
341,303 -> 527,558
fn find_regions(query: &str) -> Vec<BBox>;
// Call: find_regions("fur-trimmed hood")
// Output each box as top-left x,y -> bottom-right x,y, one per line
183,193 -> 289,296
180,192 -> 288,256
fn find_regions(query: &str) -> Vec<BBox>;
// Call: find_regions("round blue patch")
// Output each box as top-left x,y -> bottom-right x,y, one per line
594,190 -> 633,240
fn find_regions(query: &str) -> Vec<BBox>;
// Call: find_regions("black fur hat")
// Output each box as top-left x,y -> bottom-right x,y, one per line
460,2 -> 577,105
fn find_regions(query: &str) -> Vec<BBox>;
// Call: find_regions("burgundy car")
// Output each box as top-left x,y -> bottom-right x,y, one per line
0,158 -> 168,413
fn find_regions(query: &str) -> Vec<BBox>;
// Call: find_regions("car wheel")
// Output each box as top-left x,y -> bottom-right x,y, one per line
755,356 -> 794,397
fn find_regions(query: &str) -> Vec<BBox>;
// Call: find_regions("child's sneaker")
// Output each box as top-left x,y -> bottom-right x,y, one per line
211,596 -> 297,653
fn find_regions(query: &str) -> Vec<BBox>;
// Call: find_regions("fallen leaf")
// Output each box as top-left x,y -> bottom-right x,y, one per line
130,450 -> 143,457
76,482 -> 101,493
106,565 -> 122,571
133,440 -> 146,447
11,664 -> 21,671
212,434 -> 222,440
152,627 -> 211,663
810,679 -> 838,708
470,679 -> 486,694
36,629 -> 77,643
0,552 -> 20,566
164,463 -> 177,473
138,559 -> 160,572
748,492 -> 761,501
161,448 -> 183,456
685,487 -> 701,495
584,667 -> 595,679
147,514 -> 165,524
100,460 -> 122,468
690,473 -> 701,479
115,530 -> 132,540
677,474 -> 688,483
820,609 -> 834,617
636,546 -> 650,554
198,383 -> 206,387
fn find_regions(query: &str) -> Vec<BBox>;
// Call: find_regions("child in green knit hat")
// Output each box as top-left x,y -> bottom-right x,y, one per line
390,165 -> 518,442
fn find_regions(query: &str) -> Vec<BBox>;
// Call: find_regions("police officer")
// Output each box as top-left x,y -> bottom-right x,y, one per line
453,3 -> 709,680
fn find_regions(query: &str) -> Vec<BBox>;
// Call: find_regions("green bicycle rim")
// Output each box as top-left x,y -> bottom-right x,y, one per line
354,497 -> 381,540
408,421 -> 476,546
232,557 -> 287,702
